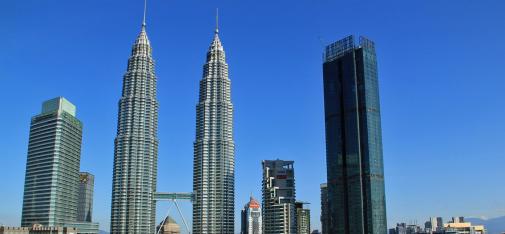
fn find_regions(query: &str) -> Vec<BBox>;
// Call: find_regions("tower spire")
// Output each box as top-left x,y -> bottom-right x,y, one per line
215,8 -> 219,34
142,0 -> 147,27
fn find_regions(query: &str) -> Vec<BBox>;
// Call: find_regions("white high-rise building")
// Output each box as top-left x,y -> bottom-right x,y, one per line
241,196 -> 262,234
192,23 -> 235,233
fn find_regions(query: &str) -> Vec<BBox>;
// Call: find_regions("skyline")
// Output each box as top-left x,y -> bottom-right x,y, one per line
1,0 -> 505,233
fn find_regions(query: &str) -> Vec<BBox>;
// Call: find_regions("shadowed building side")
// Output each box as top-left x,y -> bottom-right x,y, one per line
322,35 -> 387,234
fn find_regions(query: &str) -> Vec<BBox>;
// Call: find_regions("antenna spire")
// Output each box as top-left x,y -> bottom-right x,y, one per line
142,0 -> 147,27
215,8 -> 219,34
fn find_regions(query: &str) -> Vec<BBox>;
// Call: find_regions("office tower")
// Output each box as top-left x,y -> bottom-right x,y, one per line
320,183 -> 329,234
241,196 -> 262,234
110,9 -> 159,233
192,23 -> 235,233
262,160 -> 296,234
21,97 -> 82,227
157,216 -> 181,234
322,35 -> 387,234
295,202 -> 311,234
77,172 -> 94,222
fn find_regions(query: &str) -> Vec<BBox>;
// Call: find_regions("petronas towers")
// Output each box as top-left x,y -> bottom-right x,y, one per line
109,5 -> 235,233
192,27 -> 235,233
110,22 -> 159,233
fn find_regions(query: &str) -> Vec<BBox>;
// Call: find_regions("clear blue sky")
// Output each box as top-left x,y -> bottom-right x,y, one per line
1,0 -> 504,232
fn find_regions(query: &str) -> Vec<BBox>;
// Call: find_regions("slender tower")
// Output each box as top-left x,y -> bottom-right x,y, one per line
193,12 -> 235,233
110,1 -> 159,233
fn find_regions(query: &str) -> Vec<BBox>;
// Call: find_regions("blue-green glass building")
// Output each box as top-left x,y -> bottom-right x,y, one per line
322,36 -> 387,234
21,97 -> 83,227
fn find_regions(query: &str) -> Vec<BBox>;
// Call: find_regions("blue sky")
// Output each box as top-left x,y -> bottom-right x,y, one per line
1,0 -> 504,232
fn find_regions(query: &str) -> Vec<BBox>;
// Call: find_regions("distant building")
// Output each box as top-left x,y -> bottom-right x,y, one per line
311,230 -> 321,234
449,217 -> 465,224
156,216 -> 180,234
77,172 -> 94,222
21,97 -> 82,227
0,224 -> 78,234
425,217 -> 439,233
322,35 -> 387,233
391,217 -> 487,234
393,223 -> 407,234
262,160 -> 296,234
320,183 -> 328,234
241,196 -> 262,234
444,221 -> 486,234
295,202 -> 310,234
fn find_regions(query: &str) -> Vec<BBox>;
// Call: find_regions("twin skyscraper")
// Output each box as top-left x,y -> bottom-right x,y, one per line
109,6 -> 235,234
109,9 -> 388,234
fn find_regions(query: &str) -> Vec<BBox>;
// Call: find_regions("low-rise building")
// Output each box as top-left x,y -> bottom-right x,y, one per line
156,216 -> 180,234
63,222 -> 98,234
1,225 -> 78,234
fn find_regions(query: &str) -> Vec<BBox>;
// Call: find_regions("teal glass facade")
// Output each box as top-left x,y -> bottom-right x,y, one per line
21,97 -> 83,227
322,36 -> 387,234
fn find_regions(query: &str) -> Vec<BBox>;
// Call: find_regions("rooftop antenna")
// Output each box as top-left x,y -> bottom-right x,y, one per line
215,8 -> 219,33
142,0 -> 147,27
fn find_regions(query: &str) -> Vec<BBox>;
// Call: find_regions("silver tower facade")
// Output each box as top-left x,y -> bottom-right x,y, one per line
110,22 -> 159,233
193,27 -> 235,233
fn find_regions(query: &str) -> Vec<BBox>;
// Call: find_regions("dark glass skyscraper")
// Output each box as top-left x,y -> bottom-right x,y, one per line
21,97 -> 82,227
322,35 -> 387,234
110,19 -> 159,233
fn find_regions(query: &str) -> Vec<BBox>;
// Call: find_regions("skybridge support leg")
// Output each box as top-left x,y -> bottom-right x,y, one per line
174,199 -> 191,234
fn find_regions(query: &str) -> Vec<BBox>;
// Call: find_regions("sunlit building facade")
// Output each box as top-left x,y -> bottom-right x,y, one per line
192,26 -> 235,233
110,21 -> 159,233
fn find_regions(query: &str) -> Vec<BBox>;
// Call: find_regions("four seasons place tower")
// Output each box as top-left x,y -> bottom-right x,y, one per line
110,11 -> 159,234
193,24 -> 236,233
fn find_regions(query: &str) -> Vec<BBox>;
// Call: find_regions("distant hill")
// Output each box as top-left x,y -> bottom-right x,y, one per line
98,230 -> 109,234
466,216 -> 505,234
